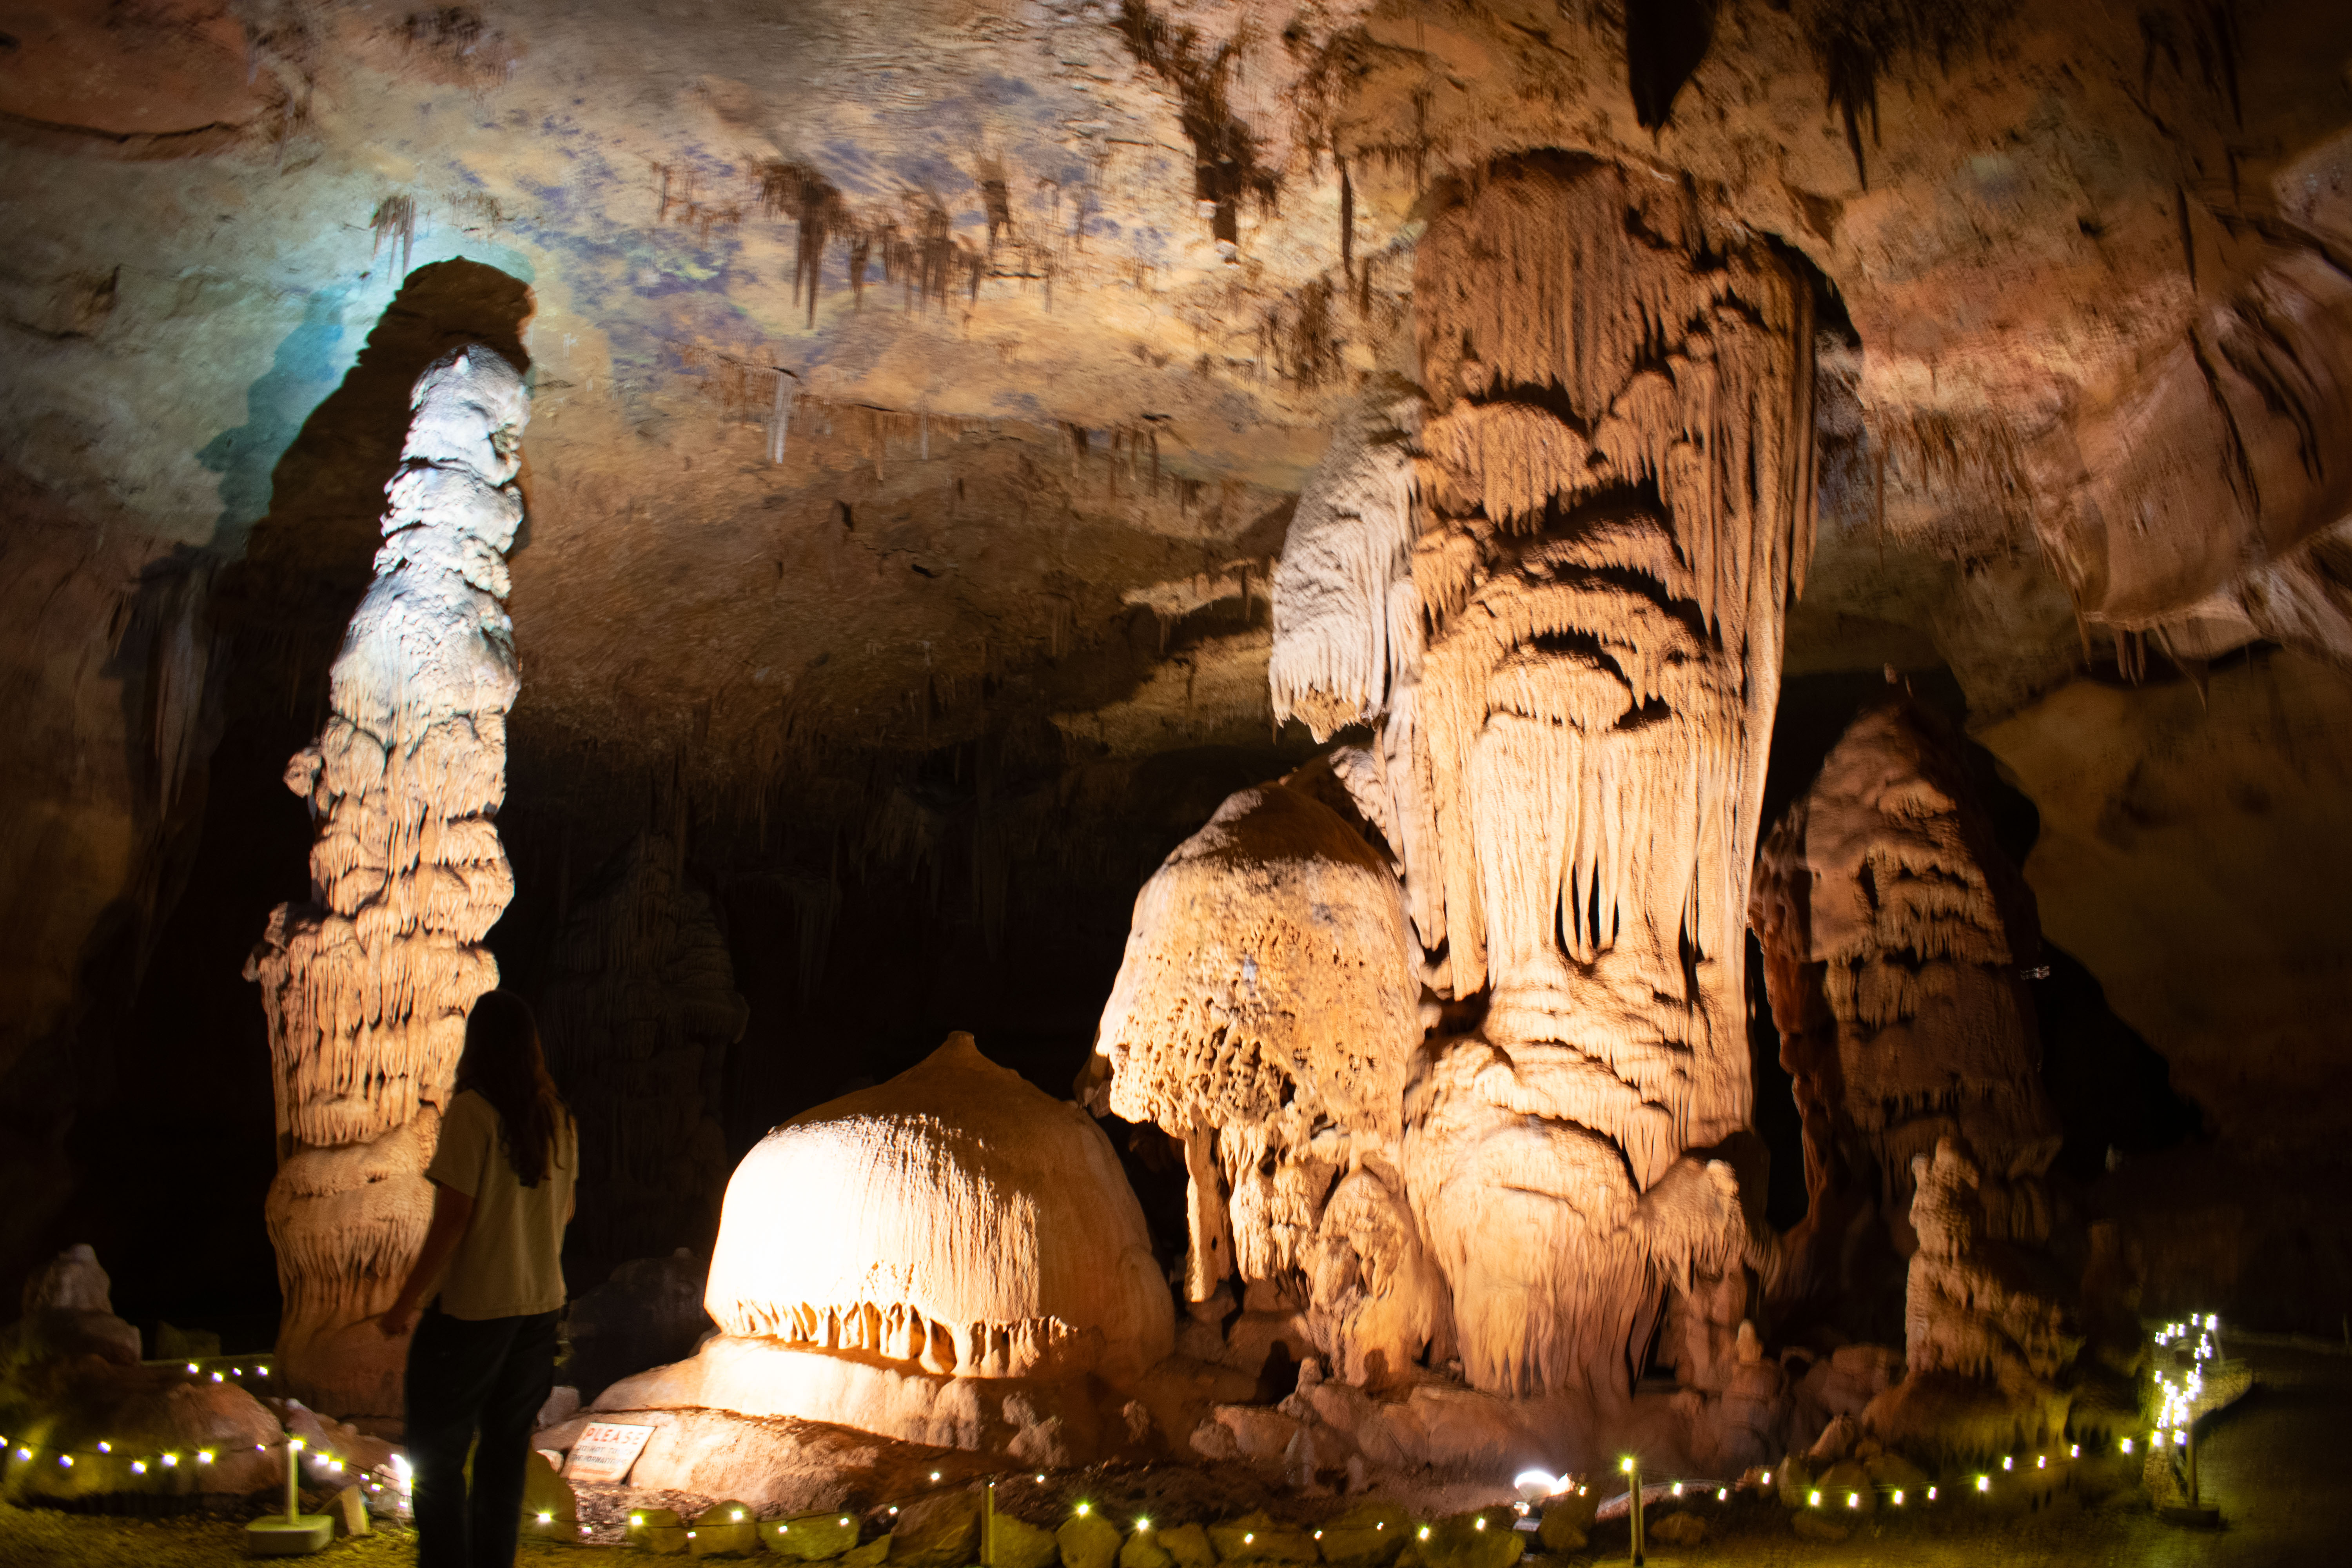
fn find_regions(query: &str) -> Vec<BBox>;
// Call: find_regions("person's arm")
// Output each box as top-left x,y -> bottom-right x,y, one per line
378,1182 -> 475,1337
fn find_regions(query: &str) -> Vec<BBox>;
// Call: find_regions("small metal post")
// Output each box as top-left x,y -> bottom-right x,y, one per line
984,1479 -> 995,1567
1629,1458 -> 1644,1567
285,1439 -> 301,1521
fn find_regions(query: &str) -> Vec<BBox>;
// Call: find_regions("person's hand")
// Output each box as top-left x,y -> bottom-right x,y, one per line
378,1301 -> 417,1339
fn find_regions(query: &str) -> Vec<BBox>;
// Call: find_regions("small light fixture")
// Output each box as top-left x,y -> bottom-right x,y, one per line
1244,1534 -> 1254,1544
1846,1493 -> 1859,1510
1891,1491 -> 1904,1506
1807,1491 -> 1821,1508
96,1443 -> 110,1454
1138,1521 -> 1152,1532
1927,1487 -> 1938,1502
1312,1531 -> 1321,1540
1760,1472 -> 1772,1486
1474,1519 -> 1486,1532
58,1455 -> 72,1468
1417,1527 -> 1430,1541
538,1512 -> 553,1524
185,1363 -> 198,1374
1715,1489 -> 1727,1502
132,1461 -> 148,1475
1619,1456 -> 1635,1474
1975,1475 -> 1989,1492
2036,1456 -> 2046,1470
2120,1438 -> 2134,1455
2002,1456 -> 2013,1471
631,1515 -> 644,1527
2069,1445 -> 2079,1459
198,1451 -> 214,1465
1076,1504 -> 1091,1517
931,1472 -> 941,1482
733,1511 -> 744,1522
889,1507 -> 898,1516
162,1454 -> 179,1468
209,1372 -> 223,1383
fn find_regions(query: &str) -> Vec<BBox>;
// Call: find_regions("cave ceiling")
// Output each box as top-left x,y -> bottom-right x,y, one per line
9,0 -> 2348,794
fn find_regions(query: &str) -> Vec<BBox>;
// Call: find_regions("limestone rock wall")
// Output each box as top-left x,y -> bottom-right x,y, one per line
245,345 -> 529,1417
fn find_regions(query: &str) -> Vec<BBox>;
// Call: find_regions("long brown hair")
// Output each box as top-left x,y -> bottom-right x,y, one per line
453,991 -> 570,1187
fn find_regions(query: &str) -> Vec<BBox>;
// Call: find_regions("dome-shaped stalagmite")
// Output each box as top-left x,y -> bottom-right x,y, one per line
706,1032 -> 1172,1385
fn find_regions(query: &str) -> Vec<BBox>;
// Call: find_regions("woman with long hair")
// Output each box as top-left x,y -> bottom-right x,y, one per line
381,990 -> 579,1568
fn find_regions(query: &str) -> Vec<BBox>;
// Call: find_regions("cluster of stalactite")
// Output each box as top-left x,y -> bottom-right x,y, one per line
1750,690 -> 2063,1314
246,346 -> 529,1417
1100,152 -> 1816,1396
538,831 -> 750,1285
723,1294 -> 1097,1381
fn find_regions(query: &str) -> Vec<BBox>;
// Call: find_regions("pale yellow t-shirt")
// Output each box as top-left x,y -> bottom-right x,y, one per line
425,1089 -> 578,1320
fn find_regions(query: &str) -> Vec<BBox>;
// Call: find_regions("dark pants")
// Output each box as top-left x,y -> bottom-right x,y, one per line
405,1305 -> 560,1568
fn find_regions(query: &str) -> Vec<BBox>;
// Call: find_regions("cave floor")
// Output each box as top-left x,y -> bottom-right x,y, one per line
1,1342 -> 2341,1568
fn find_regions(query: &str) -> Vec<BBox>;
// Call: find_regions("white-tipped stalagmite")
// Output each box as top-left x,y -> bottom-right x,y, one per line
246,345 -> 530,1417
1100,152 -> 1815,1397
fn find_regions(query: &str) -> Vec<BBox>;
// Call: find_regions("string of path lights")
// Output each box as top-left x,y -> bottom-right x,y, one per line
0,1355 -> 403,1509
10,1315 -> 2232,1546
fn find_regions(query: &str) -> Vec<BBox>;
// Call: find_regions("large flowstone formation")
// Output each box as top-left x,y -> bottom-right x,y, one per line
244,346 -> 530,1417
1098,152 -> 1818,1397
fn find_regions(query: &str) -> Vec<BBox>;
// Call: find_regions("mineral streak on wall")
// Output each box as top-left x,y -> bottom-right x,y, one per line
1278,153 -> 1814,1395
245,347 -> 530,1417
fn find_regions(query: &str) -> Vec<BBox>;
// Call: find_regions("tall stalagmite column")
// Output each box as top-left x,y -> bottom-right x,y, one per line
1749,691 -> 2062,1313
246,345 -> 530,1417
1278,154 -> 1814,1394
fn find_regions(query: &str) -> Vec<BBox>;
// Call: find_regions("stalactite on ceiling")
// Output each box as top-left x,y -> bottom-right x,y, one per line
244,345 -> 529,1419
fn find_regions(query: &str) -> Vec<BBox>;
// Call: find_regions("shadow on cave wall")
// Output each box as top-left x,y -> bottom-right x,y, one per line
51,261 -> 535,1352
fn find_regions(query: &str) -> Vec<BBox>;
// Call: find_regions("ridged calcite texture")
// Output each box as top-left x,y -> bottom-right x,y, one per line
246,345 -> 529,1417
706,1033 -> 1173,1386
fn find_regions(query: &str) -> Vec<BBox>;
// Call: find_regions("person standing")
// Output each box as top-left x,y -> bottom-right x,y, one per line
381,991 -> 579,1568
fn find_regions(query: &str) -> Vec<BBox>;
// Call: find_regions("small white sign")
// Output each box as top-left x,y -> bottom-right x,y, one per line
563,1422 -> 654,1485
